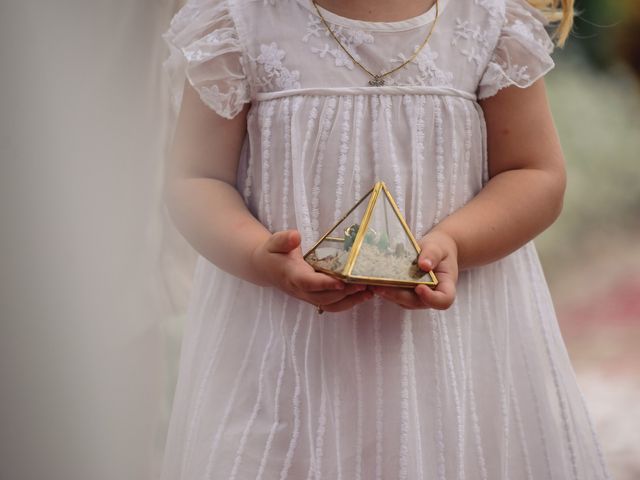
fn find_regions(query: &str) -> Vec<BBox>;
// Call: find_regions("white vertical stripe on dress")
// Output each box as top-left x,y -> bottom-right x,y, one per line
382,95 -> 404,208
500,266 -> 532,480
408,313 -> 425,480
445,97 -> 460,214
256,296 -> 290,480
510,382 -> 534,480
524,245 -> 578,480
513,252 -> 553,479
373,297 -> 384,480
295,96 -> 321,247
479,269 -> 511,477
282,97 -> 292,230
430,309 -> 446,480
204,288 -> 266,480
370,95 -> 381,181
352,305 -> 364,480
405,310 -> 426,480
399,311 -> 411,480
353,95 -> 365,200
461,101 -> 472,203
229,290 -> 276,480
439,309 -> 464,480
465,272 -> 488,480
311,319 -> 328,480
280,302 -> 306,480
433,96 -> 445,224
311,96 -> 337,234
416,96 -> 426,234
303,311 -> 317,476
334,96 -> 353,220
332,320 -> 343,480
516,323 -> 554,479
403,95 -> 417,231
261,100 -> 276,230
452,297 -> 468,477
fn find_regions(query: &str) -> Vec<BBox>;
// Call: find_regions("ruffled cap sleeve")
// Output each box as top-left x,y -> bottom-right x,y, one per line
477,0 -> 555,100
162,0 -> 251,119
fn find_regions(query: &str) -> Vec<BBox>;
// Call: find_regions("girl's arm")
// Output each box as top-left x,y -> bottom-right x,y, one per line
164,82 -> 372,311
431,78 -> 566,270
373,79 -> 566,309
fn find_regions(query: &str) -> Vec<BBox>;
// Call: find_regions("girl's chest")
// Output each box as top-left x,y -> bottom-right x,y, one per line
236,0 -> 504,95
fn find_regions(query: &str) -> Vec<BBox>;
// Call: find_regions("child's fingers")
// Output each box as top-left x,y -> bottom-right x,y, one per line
291,269 -> 344,292
265,229 -> 301,254
415,279 -> 456,310
304,283 -> 366,305
372,286 -> 422,310
417,237 -> 446,272
319,289 -> 374,313
372,279 -> 456,310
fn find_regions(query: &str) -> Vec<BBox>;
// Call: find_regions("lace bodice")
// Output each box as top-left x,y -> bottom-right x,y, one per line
163,0 -> 555,119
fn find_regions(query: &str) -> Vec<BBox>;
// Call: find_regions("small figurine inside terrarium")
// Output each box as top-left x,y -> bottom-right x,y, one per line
304,182 -> 438,288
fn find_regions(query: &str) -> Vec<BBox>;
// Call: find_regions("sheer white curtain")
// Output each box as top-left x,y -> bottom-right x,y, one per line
0,1 -> 192,479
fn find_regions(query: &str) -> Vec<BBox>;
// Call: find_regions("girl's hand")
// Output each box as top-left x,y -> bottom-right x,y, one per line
251,229 -> 374,313
371,230 -> 459,310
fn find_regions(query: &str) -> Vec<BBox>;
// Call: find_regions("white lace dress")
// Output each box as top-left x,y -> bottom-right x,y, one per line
161,0 -> 611,478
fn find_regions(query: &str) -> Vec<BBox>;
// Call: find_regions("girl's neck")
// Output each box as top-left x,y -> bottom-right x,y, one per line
313,0 -> 437,22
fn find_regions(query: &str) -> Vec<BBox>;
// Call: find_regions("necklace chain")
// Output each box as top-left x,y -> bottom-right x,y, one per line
311,0 -> 440,86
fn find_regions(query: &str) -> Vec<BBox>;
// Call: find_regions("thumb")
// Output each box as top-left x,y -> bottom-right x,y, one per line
265,230 -> 301,254
418,238 -> 445,272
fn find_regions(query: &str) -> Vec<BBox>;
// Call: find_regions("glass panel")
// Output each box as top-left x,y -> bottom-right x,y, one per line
350,190 -> 431,283
304,189 -> 373,277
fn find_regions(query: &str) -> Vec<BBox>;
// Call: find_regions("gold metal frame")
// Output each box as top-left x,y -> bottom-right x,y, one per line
303,181 -> 439,289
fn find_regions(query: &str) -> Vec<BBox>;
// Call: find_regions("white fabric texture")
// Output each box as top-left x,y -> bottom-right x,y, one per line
161,0 -> 611,479
477,0 -> 555,99
163,0 -> 251,118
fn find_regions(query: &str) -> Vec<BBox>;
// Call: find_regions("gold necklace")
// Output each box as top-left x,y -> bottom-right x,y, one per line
311,0 -> 440,86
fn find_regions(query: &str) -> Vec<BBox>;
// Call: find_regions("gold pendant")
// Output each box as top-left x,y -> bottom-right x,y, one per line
368,75 -> 385,87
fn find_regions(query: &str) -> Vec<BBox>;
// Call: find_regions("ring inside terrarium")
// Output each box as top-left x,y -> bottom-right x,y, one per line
304,182 -> 438,288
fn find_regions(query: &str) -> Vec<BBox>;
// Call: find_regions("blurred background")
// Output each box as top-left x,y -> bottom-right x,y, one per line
0,0 -> 638,479
538,2 -> 640,478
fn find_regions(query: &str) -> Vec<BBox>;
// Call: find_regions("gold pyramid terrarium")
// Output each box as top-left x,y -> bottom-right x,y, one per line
304,182 -> 438,288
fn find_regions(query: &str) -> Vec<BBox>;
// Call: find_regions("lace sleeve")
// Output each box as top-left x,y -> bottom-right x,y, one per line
162,0 -> 251,119
477,0 -> 555,100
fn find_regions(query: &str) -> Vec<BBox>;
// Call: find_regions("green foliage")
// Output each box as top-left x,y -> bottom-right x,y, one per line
567,0 -> 629,70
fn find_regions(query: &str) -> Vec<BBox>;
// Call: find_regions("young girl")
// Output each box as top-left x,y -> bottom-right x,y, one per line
161,0 -> 611,478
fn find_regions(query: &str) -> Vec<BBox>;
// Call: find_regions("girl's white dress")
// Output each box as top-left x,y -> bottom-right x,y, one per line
161,0 -> 611,478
